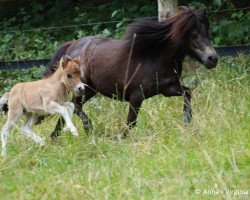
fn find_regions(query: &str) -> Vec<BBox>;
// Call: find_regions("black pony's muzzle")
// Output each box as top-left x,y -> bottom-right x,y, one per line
204,52 -> 218,69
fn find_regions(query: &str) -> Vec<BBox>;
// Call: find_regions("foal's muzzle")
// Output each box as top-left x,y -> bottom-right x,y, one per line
75,83 -> 85,95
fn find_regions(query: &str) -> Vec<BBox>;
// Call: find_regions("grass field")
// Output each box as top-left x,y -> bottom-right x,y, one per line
0,55 -> 249,200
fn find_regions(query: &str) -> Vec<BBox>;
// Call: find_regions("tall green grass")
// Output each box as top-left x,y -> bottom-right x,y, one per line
0,55 -> 249,200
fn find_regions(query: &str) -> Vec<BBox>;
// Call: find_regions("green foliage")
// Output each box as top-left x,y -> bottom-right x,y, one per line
190,0 -> 250,46
0,66 -> 45,95
0,0 -> 157,61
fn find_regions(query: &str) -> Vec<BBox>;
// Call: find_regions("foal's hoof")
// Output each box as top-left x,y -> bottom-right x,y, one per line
72,131 -> 79,136
1,152 -> 6,158
113,132 -> 126,142
40,140 -> 46,147
182,113 -> 192,124
63,126 -> 69,132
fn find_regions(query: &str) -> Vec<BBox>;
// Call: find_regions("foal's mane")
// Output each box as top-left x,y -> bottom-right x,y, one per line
125,6 -> 209,57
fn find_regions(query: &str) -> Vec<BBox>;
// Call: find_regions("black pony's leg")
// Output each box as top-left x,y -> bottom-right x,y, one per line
127,94 -> 143,128
50,117 -> 66,139
182,86 -> 192,123
161,84 -> 192,123
73,89 -> 95,131
116,93 -> 143,139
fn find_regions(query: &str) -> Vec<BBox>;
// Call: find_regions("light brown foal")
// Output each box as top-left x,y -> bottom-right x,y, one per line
0,56 -> 85,156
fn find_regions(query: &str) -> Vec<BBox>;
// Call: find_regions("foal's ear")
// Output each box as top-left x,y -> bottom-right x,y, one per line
72,56 -> 81,65
60,56 -> 72,69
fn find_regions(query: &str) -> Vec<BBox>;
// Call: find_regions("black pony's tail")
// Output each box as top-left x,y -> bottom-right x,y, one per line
42,41 -> 73,78
0,92 -> 9,114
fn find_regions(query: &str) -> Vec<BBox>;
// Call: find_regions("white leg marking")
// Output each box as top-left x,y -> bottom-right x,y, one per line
1,122 -> 14,157
64,102 -> 75,119
62,102 -> 75,132
21,114 -> 45,146
1,110 -> 23,156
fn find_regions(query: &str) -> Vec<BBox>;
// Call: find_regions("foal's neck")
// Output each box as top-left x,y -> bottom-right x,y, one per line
48,67 -> 67,91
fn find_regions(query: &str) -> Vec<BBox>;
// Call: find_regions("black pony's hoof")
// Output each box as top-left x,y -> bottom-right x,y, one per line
182,112 -> 192,124
83,120 -> 92,132
50,131 -> 60,140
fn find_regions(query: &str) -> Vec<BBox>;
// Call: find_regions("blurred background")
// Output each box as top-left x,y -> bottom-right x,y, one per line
0,0 -> 249,61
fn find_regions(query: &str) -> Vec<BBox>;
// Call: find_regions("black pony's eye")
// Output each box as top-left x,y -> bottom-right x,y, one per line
190,32 -> 198,39
66,73 -> 72,78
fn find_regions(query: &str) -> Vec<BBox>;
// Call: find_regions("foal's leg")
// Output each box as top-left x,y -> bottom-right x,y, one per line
50,89 -> 95,139
1,108 -> 23,156
64,102 -> 75,119
161,84 -> 192,123
62,102 -> 75,132
21,114 -> 45,145
46,101 -> 78,136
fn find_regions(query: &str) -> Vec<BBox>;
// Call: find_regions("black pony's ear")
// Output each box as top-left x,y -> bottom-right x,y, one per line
63,55 -> 72,62
72,56 -> 81,65
199,8 -> 207,16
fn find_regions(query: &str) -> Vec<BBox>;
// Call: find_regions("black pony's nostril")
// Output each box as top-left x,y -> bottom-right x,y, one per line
208,55 -> 218,64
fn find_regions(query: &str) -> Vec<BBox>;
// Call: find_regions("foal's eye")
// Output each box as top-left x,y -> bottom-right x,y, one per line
66,73 -> 72,78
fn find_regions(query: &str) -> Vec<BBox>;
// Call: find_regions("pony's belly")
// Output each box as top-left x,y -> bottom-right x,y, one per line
25,108 -> 47,115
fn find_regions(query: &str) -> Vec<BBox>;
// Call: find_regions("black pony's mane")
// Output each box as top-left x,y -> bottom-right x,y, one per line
125,6 -> 209,57
42,7 -> 209,78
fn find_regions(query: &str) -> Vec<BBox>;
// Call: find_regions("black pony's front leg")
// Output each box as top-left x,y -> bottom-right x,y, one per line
127,92 -> 143,127
73,95 -> 93,131
161,84 -> 192,123
116,93 -> 143,139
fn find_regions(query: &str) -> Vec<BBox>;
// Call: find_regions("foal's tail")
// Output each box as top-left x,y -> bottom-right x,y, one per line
42,41 -> 73,78
0,92 -> 9,114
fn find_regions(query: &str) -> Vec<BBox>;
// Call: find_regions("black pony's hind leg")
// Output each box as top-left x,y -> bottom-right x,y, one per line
50,117 -> 65,140
182,86 -> 192,124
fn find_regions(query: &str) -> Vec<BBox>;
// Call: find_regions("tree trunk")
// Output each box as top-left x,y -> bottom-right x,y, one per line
158,0 -> 178,21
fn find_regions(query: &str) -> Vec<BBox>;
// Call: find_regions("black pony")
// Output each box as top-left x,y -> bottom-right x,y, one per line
43,7 -> 218,138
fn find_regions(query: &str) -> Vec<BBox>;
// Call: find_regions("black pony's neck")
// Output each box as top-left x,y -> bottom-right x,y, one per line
157,46 -> 186,76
